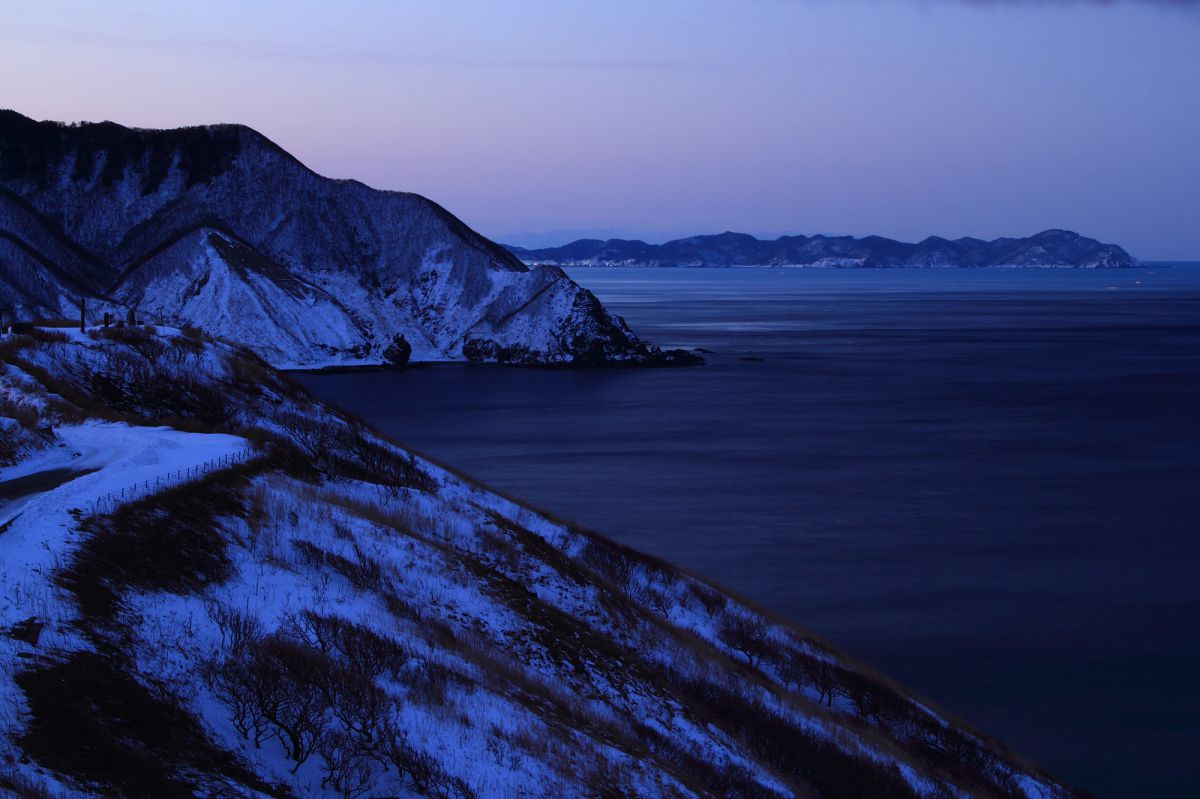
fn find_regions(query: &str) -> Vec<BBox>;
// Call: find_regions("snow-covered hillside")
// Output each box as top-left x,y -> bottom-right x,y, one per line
0,111 -> 693,369
0,327 -> 1085,798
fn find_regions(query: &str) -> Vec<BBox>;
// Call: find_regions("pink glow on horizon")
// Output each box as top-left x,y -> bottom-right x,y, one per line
1,0 -> 1197,258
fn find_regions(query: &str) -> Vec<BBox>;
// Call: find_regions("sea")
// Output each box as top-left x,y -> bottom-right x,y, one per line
296,264 -> 1200,798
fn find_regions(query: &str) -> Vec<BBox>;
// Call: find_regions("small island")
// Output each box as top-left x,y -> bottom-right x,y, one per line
508,229 -> 1138,269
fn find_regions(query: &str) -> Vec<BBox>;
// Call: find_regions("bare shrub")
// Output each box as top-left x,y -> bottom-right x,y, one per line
377,721 -> 475,799
406,658 -> 459,707
283,612 -> 412,679
779,653 -> 841,709
0,391 -> 42,429
718,614 -> 770,668
319,730 -> 378,799
687,582 -> 728,620
476,527 -> 522,571
17,651 -> 276,799
81,347 -> 234,424
170,333 -> 205,354
843,670 -> 909,728
343,428 -> 434,493
208,653 -> 267,744
580,540 -> 634,591
630,580 -> 675,617
238,637 -> 332,769
92,325 -> 157,355
808,660 -> 843,709
28,328 -> 69,344
276,410 -> 340,468
0,396 -> 50,464
206,602 -> 263,655
658,664 -> 925,799
63,475 -> 243,629
290,540 -> 385,594
209,610 -> 469,797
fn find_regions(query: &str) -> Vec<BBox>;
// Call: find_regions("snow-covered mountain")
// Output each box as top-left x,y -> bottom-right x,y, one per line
0,110 -> 693,368
509,229 -> 1139,269
0,326 -> 1086,798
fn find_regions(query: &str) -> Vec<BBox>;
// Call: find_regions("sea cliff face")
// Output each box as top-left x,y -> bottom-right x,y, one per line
0,111 -> 682,368
509,229 -> 1139,269
0,327 -> 1084,799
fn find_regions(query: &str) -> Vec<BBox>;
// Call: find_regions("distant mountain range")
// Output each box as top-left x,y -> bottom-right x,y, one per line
0,110 -> 689,368
507,229 -> 1139,269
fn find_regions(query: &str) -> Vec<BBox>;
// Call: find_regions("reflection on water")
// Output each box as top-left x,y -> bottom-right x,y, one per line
297,265 -> 1200,798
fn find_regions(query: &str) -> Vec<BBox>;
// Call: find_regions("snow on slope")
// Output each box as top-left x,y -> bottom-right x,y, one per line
116,229 -> 374,367
0,111 -> 684,369
0,191 -> 115,324
0,330 -> 1079,799
0,422 -> 249,783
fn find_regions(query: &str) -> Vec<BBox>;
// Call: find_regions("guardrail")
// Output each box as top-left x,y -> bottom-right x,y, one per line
87,447 -> 255,517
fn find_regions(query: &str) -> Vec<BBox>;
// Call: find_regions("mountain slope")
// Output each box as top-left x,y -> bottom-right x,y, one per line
0,190 -> 117,324
0,110 -> 686,367
115,227 -> 373,367
509,229 -> 1139,269
0,328 -> 1084,799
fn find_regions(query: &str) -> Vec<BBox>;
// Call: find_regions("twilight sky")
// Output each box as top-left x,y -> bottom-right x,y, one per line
1,1 -> 1197,258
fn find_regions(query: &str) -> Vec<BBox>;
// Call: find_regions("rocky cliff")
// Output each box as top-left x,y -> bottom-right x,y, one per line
0,111 -> 686,368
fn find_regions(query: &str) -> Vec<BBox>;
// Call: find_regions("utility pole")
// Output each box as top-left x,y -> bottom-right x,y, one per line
79,297 -> 86,333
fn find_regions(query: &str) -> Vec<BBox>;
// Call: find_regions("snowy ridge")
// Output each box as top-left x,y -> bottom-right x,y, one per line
0,329 -> 1082,798
0,111 -> 694,369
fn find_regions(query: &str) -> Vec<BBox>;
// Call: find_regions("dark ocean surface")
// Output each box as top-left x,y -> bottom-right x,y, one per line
297,265 -> 1200,798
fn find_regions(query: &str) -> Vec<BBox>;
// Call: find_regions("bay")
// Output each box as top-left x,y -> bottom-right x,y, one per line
297,264 -> 1200,798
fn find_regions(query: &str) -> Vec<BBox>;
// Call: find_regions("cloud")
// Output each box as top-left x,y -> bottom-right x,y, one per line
0,26 -> 712,73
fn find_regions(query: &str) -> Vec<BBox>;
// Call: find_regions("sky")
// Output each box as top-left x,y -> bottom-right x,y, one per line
1,0 -> 1197,259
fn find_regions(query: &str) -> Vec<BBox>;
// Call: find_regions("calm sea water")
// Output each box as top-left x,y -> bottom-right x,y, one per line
297,265 -> 1200,798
